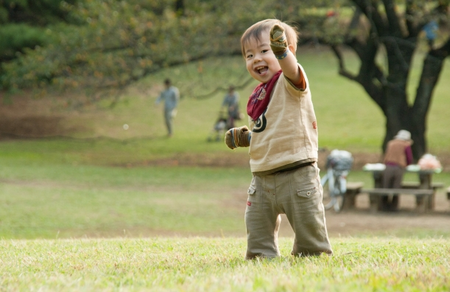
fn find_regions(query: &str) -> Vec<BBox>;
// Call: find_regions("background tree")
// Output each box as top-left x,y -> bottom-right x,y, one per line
319,0 -> 450,159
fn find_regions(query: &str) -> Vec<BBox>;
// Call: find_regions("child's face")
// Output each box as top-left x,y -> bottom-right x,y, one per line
244,31 -> 282,83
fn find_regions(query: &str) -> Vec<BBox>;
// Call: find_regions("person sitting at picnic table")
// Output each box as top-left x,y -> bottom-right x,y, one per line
382,130 -> 413,211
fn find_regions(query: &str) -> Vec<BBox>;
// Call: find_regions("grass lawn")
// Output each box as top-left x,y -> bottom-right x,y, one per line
1,237 -> 449,291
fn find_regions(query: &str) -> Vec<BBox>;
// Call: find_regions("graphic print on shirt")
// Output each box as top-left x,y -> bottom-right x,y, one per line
252,110 -> 267,133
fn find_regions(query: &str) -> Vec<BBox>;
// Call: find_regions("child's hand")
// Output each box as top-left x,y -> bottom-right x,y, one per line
225,126 -> 251,149
270,24 -> 288,58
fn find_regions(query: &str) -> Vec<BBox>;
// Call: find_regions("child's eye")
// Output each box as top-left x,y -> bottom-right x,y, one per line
246,54 -> 253,59
262,49 -> 269,54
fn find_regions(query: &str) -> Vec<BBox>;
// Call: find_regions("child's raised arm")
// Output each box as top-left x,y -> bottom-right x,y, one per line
270,24 -> 301,86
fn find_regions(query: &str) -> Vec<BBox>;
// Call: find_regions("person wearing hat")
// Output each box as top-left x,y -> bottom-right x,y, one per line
382,130 -> 414,211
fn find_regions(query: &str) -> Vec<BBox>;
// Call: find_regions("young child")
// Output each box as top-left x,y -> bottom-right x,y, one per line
225,19 -> 333,259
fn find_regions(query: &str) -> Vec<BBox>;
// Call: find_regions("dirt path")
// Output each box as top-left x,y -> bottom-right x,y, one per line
277,193 -> 450,237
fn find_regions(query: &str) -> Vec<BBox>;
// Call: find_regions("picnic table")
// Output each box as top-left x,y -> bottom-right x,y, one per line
362,164 -> 442,212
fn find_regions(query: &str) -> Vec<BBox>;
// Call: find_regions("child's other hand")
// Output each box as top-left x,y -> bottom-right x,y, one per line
270,24 -> 288,56
225,126 -> 251,149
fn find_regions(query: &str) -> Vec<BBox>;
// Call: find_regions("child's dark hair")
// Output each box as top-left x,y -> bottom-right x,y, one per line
240,19 -> 299,57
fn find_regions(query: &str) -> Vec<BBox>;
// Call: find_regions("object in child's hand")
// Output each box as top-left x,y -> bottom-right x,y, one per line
225,126 -> 251,149
269,24 -> 288,56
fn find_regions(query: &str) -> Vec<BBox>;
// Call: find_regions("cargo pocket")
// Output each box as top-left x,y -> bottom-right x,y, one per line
246,177 -> 258,208
297,186 -> 318,198
247,176 -> 256,196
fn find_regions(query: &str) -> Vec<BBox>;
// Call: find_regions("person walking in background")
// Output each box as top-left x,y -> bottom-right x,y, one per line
221,85 -> 240,129
155,78 -> 180,137
382,130 -> 414,211
224,19 -> 332,259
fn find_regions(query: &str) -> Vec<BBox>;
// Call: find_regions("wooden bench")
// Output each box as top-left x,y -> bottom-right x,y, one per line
401,181 -> 444,210
343,182 -> 364,210
401,181 -> 444,190
361,188 -> 434,213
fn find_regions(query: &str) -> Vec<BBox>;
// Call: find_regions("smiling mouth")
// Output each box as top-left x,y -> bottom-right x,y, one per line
255,66 -> 268,74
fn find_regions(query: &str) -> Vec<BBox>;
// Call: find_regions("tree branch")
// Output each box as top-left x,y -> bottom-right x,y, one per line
352,0 -> 387,35
343,33 -> 386,108
192,76 -> 254,100
382,0 -> 402,36
344,6 -> 362,41
330,45 -> 357,81
379,36 -> 411,71
405,0 -> 421,37
413,37 -> 450,114
432,37 -> 450,58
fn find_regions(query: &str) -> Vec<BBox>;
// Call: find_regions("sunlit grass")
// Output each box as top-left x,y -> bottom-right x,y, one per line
1,237 -> 449,291
1,156 -> 450,240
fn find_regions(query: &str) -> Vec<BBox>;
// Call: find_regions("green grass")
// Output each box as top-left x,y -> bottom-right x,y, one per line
0,159 -> 252,239
1,157 -> 450,240
1,237 -> 449,291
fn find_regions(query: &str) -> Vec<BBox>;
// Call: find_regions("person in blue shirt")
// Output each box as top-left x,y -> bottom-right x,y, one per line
155,79 -> 180,137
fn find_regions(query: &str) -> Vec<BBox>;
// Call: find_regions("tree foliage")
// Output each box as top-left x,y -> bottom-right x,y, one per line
0,0 -> 81,79
0,23 -> 49,62
2,1 -> 234,93
0,0 -> 79,25
0,0 -> 323,97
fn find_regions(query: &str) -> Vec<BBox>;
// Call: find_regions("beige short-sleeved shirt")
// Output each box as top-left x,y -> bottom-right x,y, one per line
248,64 -> 318,174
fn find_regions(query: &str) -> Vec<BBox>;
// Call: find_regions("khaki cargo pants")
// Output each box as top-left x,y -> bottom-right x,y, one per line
245,163 -> 333,259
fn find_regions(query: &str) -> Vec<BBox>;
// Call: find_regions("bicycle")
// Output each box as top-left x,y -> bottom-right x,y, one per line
321,150 -> 353,212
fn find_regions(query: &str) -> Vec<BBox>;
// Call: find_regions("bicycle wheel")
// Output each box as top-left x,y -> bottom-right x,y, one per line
331,178 -> 346,212
321,174 -> 335,210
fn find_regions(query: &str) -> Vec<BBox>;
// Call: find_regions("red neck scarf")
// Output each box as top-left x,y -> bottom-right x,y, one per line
247,70 -> 282,121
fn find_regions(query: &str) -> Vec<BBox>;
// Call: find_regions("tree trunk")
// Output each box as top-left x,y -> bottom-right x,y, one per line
412,40 -> 450,157
380,42 -> 449,160
381,37 -> 414,145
